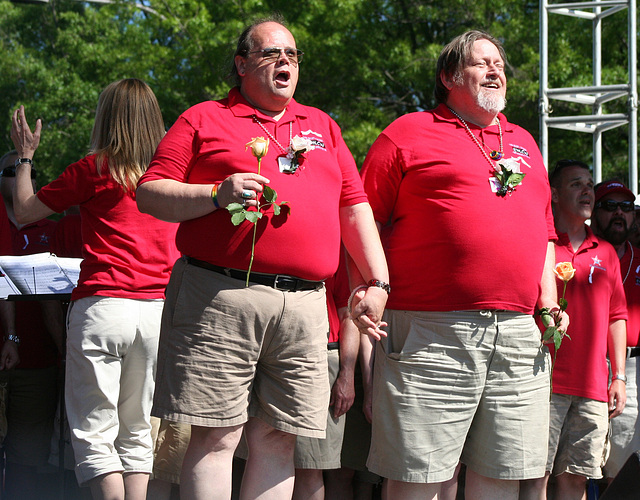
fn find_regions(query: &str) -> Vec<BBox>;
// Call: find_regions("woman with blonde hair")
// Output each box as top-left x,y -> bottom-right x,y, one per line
10,78 -> 179,500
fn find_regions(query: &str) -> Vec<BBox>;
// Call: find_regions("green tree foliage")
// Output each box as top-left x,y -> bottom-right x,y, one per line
0,0 -> 635,183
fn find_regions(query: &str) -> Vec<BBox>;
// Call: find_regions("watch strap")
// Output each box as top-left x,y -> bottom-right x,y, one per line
14,158 -> 33,168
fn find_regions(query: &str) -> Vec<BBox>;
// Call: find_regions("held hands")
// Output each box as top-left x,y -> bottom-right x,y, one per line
215,173 -> 270,209
11,105 -> 42,158
350,286 -> 388,341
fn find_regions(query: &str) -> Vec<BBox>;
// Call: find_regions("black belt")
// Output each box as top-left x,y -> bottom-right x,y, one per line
185,257 -> 324,292
328,342 -> 340,350
628,346 -> 640,358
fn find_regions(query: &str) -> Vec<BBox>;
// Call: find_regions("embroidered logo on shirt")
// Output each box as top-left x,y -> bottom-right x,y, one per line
300,129 -> 326,151
509,144 -> 530,157
588,255 -> 606,284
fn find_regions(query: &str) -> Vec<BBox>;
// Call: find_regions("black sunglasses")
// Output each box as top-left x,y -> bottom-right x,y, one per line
0,165 -> 37,179
594,200 -> 635,212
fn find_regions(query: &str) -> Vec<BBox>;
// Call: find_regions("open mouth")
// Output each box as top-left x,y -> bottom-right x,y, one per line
275,71 -> 290,84
482,82 -> 500,89
611,218 -> 627,229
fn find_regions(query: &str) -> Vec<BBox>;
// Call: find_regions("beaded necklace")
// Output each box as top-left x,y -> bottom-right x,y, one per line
448,107 -> 503,166
252,115 -> 292,154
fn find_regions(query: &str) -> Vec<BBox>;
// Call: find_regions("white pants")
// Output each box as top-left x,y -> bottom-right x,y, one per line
65,296 -> 163,485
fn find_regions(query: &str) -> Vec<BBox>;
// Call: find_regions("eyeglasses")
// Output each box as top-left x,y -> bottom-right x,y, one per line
594,200 -> 635,212
247,47 -> 304,65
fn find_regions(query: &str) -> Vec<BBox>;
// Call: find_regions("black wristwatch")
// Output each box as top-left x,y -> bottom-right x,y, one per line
14,158 -> 33,168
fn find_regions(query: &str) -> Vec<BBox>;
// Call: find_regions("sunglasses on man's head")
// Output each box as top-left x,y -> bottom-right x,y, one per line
594,200 -> 635,212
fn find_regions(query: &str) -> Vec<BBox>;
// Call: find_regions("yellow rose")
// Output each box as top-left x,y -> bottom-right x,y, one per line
246,137 -> 269,159
554,262 -> 576,282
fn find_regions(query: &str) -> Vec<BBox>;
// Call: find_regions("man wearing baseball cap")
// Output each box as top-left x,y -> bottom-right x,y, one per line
592,179 -> 640,483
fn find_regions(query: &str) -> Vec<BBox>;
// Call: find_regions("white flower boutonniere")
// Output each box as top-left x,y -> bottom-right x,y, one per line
282,135 -> 315,174
489,157 -> 530,197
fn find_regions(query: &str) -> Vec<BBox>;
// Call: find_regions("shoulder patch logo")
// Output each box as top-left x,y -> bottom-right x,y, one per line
510,144 -> 530,157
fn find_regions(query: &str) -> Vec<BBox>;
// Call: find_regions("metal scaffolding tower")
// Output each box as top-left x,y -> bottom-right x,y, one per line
539,0 -> 638,193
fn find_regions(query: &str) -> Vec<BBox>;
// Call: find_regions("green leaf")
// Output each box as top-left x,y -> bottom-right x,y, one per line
554,331 -> 563,351
230,211 -> 247,225
272,203 -> 281,216
558,298 -> 568,310
541,316 -> 553,328
542,327 -> 555,342
263,185 -> 277,203
509,173 -> 526,184
245,211 -> 261,223
227,203 -> 244,214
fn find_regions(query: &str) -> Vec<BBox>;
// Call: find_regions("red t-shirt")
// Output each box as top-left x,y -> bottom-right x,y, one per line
361,104 -> 556,313
4,217 -> 60,369
552,227 -> 628,401
139,88 -> 368,282
619,241 -> 640,347
37,155 -> 180,301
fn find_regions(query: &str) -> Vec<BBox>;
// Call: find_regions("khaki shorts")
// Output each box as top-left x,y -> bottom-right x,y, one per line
604,356 -> 640,478
151,417 -> 191,484
294,349 -> 345,469
547,393 -> 609,478
153,258 -> 330,438
367,309 -> 550,483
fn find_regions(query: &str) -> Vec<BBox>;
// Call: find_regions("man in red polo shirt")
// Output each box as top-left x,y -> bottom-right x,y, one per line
136,16 -> 388,500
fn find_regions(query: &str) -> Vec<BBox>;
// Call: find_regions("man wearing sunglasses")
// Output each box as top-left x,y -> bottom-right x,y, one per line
136,15 -> 388,500
591,180 -> 640,485
522,160 -> 628,499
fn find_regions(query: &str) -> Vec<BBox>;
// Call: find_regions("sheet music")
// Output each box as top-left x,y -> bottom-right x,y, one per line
0,265 -> 21,299
55,256 -> 82,287
0,253 -> 81,296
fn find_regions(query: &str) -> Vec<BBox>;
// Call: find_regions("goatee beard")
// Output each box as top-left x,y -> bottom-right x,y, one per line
477,90 -> 506,114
